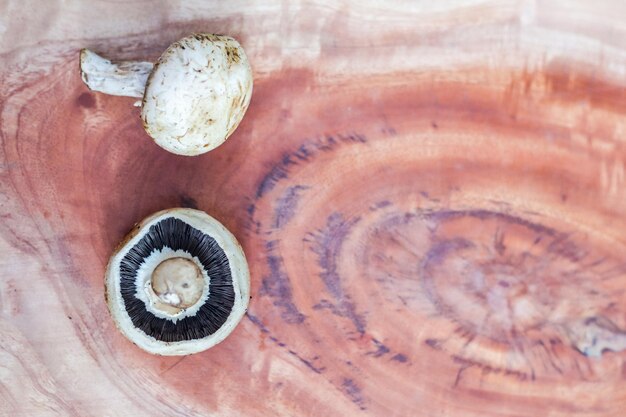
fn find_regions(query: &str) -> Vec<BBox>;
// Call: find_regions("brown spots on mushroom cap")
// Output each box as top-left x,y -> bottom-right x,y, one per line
192,33 -> 224,42
225,45 -> 241,65
139,33 -> 253,155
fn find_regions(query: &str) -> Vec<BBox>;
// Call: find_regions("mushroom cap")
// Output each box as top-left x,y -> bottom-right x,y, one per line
105,208 -> 250,355
141,34 -> 253,156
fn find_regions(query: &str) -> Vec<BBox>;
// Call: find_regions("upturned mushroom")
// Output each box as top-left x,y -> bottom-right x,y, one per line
80,34 -> 253,156
105,208 -> 250,355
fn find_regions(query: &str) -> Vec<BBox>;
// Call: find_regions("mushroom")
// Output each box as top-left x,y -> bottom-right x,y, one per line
105,208 -> 250,355
80,34 -> 253,156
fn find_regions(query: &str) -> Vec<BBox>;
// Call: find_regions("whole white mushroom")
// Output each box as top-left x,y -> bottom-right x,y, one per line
80,34 -> 253,156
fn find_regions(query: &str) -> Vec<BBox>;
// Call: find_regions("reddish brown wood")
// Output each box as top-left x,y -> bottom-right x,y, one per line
1,1 -> 625,416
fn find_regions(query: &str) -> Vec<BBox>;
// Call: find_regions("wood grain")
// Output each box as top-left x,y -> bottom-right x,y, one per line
1,1 -> 625,416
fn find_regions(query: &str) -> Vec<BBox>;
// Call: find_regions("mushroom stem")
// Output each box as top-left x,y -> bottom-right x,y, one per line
149,257 -> 204,315
79,49 -> 153,99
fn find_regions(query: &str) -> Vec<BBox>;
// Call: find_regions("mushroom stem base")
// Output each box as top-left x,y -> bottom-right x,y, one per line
148,257 -> 204,315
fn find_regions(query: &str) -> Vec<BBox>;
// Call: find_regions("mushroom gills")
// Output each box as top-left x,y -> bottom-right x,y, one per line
119,217 -> 235,343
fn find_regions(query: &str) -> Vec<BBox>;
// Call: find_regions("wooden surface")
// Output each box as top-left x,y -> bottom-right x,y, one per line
1,1 -> 626,416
